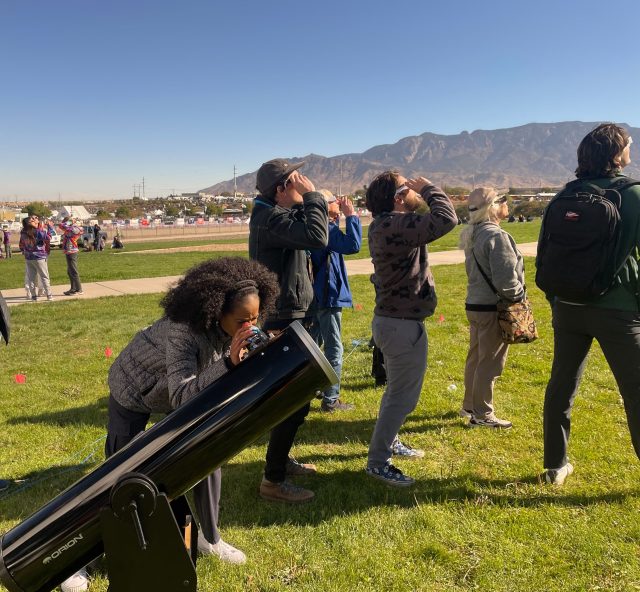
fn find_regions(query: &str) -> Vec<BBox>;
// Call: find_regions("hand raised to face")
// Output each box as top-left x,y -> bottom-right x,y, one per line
287,171 -> 315,194
405,176 -> 433,195
339,197 -> 355,217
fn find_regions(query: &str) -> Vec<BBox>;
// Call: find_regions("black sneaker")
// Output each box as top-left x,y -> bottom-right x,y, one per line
321,399 -> 355,412
285,457 -> 317,476
63,290 -> 77,296
365,463 -> 414,487
0,479 -> 10,492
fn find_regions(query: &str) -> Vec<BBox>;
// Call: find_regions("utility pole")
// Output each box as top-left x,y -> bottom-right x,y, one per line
142,177 -> 145,199
233,165 -> 237,199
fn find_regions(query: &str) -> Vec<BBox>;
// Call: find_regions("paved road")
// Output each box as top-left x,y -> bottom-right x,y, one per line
2,242 -> 538,306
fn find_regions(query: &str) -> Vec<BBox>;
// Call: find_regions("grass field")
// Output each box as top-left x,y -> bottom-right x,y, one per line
0,220 -> 542,291
1,258 -> 639,592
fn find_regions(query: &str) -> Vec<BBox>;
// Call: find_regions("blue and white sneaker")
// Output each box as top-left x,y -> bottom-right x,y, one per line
391,436 -> 425,458
365,463 -> 415,487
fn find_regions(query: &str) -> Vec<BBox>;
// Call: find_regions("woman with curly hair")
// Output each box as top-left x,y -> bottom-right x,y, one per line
60,257 -> 279,592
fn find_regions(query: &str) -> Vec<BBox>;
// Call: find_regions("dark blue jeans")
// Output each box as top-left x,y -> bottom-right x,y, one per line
311,307 -> 343,405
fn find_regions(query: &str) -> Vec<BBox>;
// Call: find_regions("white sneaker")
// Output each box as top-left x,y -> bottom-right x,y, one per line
469,414 -> 512,429
459,408 -> 473,419
544,462 -> 574,486
197,531 -> 246,564
60,568 -> 89,592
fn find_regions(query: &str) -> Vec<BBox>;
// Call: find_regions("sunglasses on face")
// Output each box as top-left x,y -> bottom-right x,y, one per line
280,176 -> 292,190
394,185 -> 409,197
494,196 -> 508,205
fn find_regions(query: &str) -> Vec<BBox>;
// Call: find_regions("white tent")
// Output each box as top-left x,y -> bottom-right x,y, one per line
58,205 -> 92,220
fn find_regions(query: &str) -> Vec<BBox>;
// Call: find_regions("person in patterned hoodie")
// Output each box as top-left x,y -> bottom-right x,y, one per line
59,216 -> 84,295
19,215 -> 53,301
364,171 -> 457,487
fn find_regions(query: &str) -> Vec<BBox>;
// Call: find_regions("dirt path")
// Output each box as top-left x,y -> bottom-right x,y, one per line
118,242 -> 249,254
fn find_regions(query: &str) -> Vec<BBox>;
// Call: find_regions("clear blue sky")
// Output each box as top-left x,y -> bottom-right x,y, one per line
2,0 -> 639,200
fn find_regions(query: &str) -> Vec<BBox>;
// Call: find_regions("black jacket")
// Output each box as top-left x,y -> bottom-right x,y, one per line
249,192 -> 328,321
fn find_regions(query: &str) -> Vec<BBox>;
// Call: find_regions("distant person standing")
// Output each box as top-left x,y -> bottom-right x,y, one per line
2,226 -> 11,259
249,158 -> 329,503
310,190 -> 362,412
93,223 -> 101,251
19,215 -> 53,301
365,172 -> 457,486
59,217 -> 84,295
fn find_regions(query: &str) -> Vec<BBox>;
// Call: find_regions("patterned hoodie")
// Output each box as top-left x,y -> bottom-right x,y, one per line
19,227 -> 50,260
59,221 -> 83,254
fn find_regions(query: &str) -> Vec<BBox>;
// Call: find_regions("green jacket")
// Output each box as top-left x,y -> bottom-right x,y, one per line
588,174 -> 640,311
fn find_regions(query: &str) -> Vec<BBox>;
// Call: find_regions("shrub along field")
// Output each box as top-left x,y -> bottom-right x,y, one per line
1,257 -> 639,592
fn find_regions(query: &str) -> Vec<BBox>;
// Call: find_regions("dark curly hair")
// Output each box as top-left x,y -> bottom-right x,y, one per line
576,123 -> 630,178
161,257 -> 278,333
365,171 -> 401,216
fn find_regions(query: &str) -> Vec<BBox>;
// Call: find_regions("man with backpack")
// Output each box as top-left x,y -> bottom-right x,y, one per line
536,123 -> 640,485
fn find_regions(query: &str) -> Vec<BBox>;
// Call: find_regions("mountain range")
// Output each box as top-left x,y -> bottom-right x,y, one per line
200,122 -> 640,195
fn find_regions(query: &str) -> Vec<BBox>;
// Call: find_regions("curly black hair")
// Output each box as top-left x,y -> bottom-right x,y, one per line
161,257 -> 279,333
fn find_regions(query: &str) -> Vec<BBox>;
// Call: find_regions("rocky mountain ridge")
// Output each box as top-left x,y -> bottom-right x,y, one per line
201,122 -> 640,195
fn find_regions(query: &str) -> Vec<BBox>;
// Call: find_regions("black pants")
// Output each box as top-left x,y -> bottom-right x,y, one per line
263,317 -> 314,483
105,397 -> 221,543
65,253 -> 82,292
543,303 -> 640,469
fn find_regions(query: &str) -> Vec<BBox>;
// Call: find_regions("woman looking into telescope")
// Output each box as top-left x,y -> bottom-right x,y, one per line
60,257 -> 279,592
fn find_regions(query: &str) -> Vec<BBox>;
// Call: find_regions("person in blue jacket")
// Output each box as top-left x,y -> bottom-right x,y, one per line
311,190 -> 362,411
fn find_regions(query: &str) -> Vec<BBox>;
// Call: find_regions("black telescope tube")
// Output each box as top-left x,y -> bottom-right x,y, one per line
0,322 -> 337,592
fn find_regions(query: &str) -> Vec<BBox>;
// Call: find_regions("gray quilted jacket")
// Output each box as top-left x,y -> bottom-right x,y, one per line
108,317 -> 231,414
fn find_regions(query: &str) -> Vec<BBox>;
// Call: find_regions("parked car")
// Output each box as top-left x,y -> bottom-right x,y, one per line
81,225 -> 108,249
48,229 -> 62,249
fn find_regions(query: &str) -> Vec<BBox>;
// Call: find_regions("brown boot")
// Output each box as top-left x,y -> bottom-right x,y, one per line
259,478 -> 314,503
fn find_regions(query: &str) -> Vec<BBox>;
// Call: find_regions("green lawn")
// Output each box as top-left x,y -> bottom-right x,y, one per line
1,259 -> 639,591
0,249 -> 243,290
346,219 -> 541,260
0,221 -> 542,290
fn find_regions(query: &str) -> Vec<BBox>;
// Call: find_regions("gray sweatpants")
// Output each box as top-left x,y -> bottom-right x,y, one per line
24,259 -> 51,298
368,316 -> 428,468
